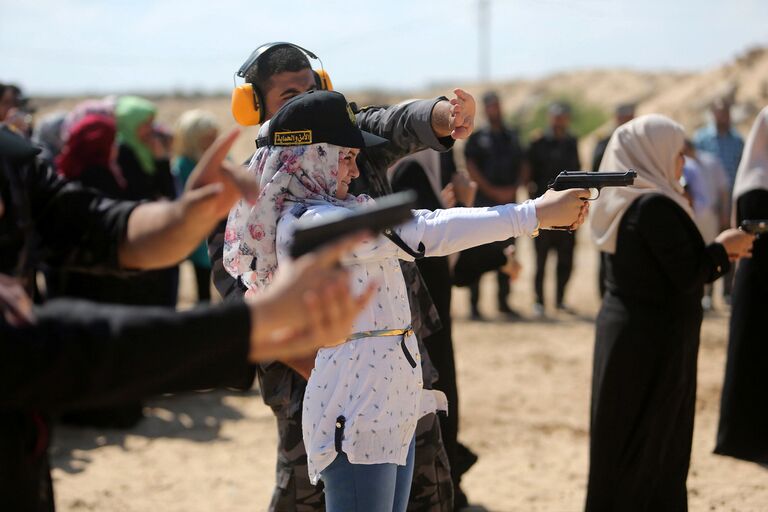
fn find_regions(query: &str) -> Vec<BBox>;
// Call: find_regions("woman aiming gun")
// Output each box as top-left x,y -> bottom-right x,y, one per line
224,89 -> 588,512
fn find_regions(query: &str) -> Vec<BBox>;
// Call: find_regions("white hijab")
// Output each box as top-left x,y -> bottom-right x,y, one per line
590,114 -> 693,254
732,105 -> 768,203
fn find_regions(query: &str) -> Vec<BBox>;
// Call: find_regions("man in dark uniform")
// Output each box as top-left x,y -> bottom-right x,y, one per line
0,125 -> 368,511
527,102 -> 581,316
463,91 -> 526,319
208,43 -> 475,511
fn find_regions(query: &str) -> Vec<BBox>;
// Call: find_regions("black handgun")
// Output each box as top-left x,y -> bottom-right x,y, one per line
548,170 -> 637,199
290,191 -> 417,258
544,170 -> 637,231
740,219 -> 768,238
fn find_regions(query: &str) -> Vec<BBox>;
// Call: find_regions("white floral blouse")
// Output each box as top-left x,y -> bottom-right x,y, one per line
276,201 -> 539,484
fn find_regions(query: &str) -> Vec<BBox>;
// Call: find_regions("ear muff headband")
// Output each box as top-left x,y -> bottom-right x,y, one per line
236,42 -> 319,79
231,42 -> 332,126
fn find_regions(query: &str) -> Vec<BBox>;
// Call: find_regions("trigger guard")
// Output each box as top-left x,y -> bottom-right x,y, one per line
584,188 -> 600,201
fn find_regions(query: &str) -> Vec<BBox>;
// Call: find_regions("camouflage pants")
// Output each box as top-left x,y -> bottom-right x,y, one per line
268,411 -> 453,511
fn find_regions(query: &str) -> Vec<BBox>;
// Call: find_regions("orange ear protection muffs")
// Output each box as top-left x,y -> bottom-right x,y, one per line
231,42 -> 333,126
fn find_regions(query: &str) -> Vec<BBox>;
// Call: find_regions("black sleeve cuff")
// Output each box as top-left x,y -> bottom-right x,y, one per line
107,199 -> 143,269
436,135 -> 455,150
706,242 -> 731,281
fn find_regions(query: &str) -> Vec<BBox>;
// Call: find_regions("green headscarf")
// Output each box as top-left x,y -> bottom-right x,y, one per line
116,96 -> 157,175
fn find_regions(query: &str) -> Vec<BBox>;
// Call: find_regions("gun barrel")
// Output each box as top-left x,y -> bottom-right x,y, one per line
548,170 -> 637,191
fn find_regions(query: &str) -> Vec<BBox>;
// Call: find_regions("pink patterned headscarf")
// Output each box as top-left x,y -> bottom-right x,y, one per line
61,98 -> 116,142
223,140 -> 372,297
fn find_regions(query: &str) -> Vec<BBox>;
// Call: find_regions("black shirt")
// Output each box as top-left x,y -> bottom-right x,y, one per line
0,147 -> 136,287
527,131 -> 580,197
591,135 -> 611,172
464,126 -> 524,206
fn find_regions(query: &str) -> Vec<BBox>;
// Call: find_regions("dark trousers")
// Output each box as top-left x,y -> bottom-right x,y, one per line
534,230 -> 575,305
469,270 -> 510,312
468,239 -> 513,312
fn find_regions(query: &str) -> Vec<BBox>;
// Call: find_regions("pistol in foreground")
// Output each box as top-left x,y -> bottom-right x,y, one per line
548,170 -> 638,199
290,191 -> 417,258
740,219 -> 768,238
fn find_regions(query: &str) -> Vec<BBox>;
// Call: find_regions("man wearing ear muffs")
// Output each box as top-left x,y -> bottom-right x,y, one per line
212,42 -> 477,511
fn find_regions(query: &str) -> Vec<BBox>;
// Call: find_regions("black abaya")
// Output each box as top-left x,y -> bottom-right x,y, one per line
587,194 -> 730,512
715,189 -> 768,464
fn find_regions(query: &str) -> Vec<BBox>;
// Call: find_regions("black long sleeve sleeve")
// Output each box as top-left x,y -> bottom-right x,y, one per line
636,196 -> 729,292
1,300 -> 254,411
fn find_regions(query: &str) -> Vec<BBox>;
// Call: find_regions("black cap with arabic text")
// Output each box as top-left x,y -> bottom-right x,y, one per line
257,90 -> 389,149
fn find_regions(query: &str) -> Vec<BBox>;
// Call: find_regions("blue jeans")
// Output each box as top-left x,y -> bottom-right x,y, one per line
320,437 -> 416,512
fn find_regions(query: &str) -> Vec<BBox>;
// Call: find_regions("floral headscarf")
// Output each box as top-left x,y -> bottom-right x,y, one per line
224,138 -> 372,296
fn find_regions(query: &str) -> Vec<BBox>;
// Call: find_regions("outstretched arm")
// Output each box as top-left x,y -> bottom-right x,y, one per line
0,235 -> 374,410
396,189 -> 589,258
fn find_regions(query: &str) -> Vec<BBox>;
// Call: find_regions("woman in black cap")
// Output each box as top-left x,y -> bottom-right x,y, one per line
224,90 -> 588,511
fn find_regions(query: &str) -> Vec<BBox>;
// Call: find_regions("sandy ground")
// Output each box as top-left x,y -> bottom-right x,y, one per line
50,228 -> 767,511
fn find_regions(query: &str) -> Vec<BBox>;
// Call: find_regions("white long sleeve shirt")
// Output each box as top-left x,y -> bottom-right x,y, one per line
276,200 -> 538,483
